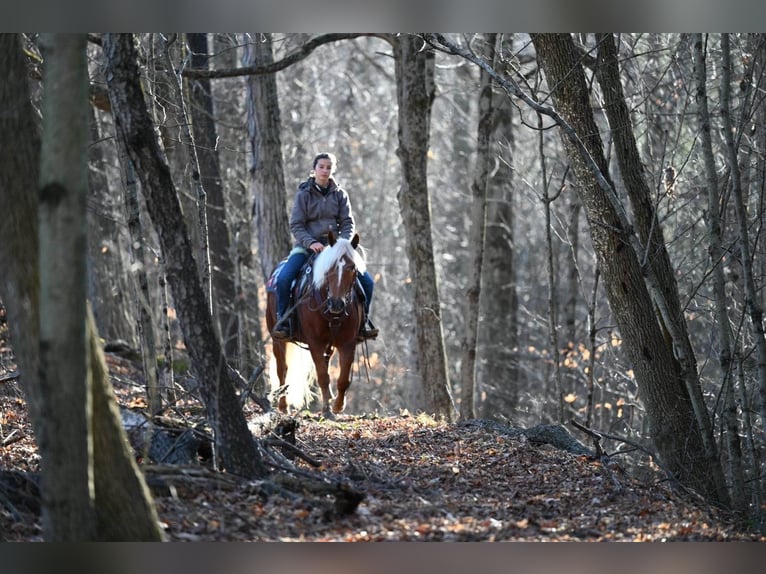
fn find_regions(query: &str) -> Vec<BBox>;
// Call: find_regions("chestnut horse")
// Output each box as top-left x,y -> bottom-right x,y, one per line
266,231 -> 366,417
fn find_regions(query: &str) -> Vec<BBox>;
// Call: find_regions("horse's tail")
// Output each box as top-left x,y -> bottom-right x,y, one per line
269,343 -> 317,411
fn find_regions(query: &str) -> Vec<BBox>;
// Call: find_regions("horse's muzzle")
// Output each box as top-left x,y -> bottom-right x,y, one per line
327,298 -> 346,315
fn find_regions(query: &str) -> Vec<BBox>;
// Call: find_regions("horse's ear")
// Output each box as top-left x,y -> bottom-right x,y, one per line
328,230 -> 336,246
351,233 -> 360,249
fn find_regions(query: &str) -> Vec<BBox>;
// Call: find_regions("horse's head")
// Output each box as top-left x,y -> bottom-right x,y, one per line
313,231 -> 365,316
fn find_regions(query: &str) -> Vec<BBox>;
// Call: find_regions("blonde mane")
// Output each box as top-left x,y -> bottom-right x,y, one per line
312,239 -> 366,289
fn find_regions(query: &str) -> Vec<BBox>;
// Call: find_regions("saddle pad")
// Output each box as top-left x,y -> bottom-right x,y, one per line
266,258 -> 314,293
265,259 -> 288,293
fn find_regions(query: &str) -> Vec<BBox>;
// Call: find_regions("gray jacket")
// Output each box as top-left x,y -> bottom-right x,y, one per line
290,177 -> 355,249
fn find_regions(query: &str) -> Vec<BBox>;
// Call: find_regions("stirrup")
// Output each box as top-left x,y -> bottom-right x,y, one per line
273,314 -> 292,340
358,318 -> 378,340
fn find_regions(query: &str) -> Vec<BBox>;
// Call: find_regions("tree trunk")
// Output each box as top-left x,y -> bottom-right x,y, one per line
86,103 -> 134,344
531,33 -> 725,502
593,33 -> 728,502
120,152 -> 162,415
243,33 -> 291,282
1,32 -> 164,541
720,33 -> 766,443
392,34 -> 455,420
0,31 -> 43,526
103,33 -> 265,478
37,33 -> 96,540
458,33 -> 494,420
479,36 -> 519,418
88,304 -> 165,540
692,33 -> 746,511
187,33 -> 239,360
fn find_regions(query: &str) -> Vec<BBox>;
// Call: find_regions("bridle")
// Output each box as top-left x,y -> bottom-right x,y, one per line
310,253 -> 358,322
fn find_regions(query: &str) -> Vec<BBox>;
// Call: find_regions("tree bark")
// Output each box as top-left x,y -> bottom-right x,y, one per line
0,31 -> 44,528
37,33 -> 95,540
88,304 -> 165,540
392,34 -> 455,420
103,33 -> 265,478
120,152 -> 162,415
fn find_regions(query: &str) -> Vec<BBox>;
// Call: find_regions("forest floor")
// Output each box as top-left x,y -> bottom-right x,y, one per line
1,342 -> 765,542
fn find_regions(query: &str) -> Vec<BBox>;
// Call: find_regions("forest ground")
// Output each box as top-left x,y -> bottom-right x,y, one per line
1,341 -> 764,542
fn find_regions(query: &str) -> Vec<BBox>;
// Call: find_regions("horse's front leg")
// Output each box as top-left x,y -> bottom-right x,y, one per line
273,340 -> 289,413
333,344 -> 356,414
310,346 -> 333,417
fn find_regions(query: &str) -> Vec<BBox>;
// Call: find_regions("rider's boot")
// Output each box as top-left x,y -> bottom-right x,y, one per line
272,311 -> 291,340
359,315 -> 378,340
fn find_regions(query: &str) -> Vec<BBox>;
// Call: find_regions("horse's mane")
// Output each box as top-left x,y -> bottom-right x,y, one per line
312,239 -> 366,289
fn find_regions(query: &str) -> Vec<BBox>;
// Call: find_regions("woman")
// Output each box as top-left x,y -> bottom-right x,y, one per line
272,152 -> 377,340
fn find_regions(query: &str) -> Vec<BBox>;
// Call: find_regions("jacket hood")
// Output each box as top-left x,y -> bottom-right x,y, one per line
299,176 -> 340,193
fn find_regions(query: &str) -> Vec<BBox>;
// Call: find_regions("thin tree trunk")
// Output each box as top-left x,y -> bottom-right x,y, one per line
121,153 -> 162,415
693,33 -> 745,511
458,33 -> 494,420
243,32 -> 291,282
187,33 -> 239,360
720,33 -> 766,442
393,34 -> 456,421
479,35 -> 518,418
563,199 -> 581,347
158,34 -> 213,314
86,103 -> 134,343
540,113 -> 564,422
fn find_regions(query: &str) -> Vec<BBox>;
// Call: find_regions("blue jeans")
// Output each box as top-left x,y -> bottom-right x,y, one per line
357,270 -> 374,316
276,251 -> 375,318
276,251 -> 309,318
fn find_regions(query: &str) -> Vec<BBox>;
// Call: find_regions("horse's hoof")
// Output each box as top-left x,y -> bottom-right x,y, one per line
321,408 -> 336,421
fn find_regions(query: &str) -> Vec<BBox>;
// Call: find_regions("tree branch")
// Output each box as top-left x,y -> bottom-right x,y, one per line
182,33 -> 386,79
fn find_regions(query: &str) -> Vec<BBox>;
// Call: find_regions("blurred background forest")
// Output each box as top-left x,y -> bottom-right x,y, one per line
2,33 -> 766,525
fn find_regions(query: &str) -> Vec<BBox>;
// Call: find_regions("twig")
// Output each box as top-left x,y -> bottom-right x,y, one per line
0,371 -> 19,384
262,435 -> 322,467
569,418 -> 686,492
2,429 -> 22,447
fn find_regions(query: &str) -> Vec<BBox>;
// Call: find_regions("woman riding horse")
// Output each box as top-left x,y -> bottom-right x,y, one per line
272,152 -> 377,341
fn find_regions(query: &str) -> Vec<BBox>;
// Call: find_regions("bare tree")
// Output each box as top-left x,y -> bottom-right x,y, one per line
479,35 -> 519,419
392,34 -> 456,421
693,33 -> 746,511
458,34 -> 495,420
86,102 -> 134,344
187,33 -> 239,360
